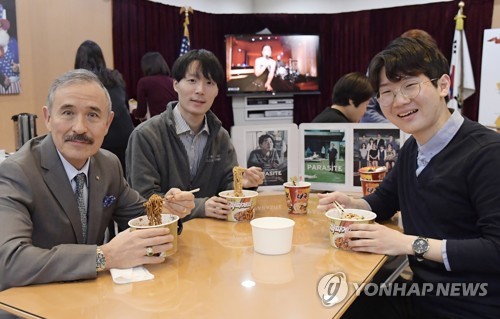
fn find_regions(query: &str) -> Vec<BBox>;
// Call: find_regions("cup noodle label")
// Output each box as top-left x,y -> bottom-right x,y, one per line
328,220 -> 355,249
228,197 -> 255,222
285,187 -> 309,214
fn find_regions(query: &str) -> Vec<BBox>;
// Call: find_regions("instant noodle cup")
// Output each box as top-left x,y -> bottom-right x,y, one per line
128,213 -> 179,257
283,181 -> 311,214
325,209 -> 376,250
359,166 -> 387,196
219,190 -> 258,222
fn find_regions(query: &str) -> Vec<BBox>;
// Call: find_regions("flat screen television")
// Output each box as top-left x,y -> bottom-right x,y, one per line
225,34 -> 320,95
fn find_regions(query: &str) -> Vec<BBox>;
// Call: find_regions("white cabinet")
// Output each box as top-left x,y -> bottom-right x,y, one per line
232,95 -> 294,125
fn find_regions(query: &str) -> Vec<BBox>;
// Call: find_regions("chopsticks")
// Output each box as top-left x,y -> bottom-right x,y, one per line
165,188 -> 200,201
187,188 -> 200,194
333,200 -> 346,214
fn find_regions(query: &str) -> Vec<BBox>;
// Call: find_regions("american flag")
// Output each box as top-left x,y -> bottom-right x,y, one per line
179,15 -> 191,57
179,33 -> 190,57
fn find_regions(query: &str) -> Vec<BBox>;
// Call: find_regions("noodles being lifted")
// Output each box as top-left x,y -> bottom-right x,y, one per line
232,166 -> 246,197
144,194 -> 163,226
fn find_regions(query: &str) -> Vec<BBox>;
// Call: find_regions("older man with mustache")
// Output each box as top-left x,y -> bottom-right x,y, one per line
0,69 -> 195,295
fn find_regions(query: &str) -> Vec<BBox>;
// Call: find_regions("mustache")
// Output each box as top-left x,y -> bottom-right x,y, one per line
64,134 -> 94,144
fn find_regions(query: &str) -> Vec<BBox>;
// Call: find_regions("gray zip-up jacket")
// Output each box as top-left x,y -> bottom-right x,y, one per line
126,102 -> 238,221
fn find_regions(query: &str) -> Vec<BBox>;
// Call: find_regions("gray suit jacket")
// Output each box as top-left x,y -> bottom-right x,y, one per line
0,134 -> 145,291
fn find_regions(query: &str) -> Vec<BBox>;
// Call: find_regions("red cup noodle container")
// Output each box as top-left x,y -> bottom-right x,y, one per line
359,166 -> 387,196
283,181 -> 311,215
361,180 -> 383,196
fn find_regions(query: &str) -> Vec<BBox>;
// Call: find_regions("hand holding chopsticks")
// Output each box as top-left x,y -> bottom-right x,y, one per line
164,188 -> 200,201
163,188 -> 199,218
333,200 -> 346,214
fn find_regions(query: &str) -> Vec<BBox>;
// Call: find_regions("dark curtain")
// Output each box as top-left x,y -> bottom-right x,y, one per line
113,0 -> 493,131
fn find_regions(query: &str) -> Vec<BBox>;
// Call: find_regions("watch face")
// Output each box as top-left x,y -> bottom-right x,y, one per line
413,238 -> 429,254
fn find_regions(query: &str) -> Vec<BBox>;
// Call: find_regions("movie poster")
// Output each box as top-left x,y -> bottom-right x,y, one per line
0,0 -> 20,95
303,129 -> 346,185
246,129 -> 288,186
353,128 -> 402,186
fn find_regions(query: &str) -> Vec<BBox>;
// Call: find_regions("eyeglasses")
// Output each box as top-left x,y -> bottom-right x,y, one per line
376,78 -> 438,107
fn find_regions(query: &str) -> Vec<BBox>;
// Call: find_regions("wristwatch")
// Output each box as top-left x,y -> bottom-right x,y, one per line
96,246 -> 106,272
412,237 -> 429,262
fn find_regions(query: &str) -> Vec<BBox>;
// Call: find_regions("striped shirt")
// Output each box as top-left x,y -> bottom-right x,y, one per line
173,105 -> 210,180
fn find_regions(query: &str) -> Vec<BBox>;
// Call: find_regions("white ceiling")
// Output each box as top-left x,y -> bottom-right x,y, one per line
149,0 -> 454,14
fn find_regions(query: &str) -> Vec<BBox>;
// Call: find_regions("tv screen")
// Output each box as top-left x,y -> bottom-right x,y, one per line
225,34 -> 320,95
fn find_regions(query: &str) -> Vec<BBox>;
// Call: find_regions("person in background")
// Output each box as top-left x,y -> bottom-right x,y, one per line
360,96 -> 390,123
361,29 -> 438,123
132,51 -> 177,121
312,72 -> 373,123
74,40 -> 134,174
319,37 -> 500,318
126,49 -> 264,221
0,69 -> 195,294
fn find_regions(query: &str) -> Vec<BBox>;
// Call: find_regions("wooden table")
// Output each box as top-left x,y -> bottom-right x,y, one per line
0,192 -> 388,319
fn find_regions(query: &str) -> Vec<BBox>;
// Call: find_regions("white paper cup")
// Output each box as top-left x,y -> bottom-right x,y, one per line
251,217 -> 295,255
128,213 -> 179,257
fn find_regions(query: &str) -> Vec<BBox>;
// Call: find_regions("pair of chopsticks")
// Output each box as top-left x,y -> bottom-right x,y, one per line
164,188 -> 200,201
333,200 -> 346,214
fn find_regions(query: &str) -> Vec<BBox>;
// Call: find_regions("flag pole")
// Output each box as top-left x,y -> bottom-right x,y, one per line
179,6 -> 193,56
455,1 -> 466,110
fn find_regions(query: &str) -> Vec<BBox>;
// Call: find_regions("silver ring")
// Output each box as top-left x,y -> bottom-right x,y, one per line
146,246 -> 154,257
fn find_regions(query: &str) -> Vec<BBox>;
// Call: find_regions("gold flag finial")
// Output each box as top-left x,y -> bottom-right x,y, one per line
180,6 -> 194,37
454,1 -> 466,31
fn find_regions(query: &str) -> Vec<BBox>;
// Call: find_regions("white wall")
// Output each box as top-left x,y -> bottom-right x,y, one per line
149,0 -> 453,14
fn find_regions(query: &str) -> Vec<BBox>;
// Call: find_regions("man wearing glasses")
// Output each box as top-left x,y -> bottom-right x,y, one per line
318,37 -> 500,318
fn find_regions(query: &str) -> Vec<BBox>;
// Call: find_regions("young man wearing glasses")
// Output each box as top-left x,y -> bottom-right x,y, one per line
318,37 -> 500,318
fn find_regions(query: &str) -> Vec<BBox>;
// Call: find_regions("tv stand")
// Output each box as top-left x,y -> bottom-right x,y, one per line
232,94 -> 294,125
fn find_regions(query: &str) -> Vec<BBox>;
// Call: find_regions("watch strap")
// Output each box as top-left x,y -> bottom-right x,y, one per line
96,246 -> 106,272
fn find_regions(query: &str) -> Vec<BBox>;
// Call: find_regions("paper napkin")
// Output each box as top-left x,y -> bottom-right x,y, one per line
110,266 -> 154,284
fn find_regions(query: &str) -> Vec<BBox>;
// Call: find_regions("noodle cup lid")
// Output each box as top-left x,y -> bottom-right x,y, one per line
283,181 -> 311,188
359,166 -> 387,181
325,209 -> 376,222
358,166 -> 387,174
128,213 -> 179,229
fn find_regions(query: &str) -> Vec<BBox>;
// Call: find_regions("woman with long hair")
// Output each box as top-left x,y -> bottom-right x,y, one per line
133,51 -> 177,120
74,40 -> 134,175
